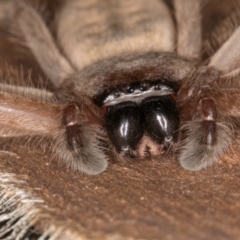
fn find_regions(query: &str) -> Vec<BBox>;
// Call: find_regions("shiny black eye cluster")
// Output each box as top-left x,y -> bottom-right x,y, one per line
94,80 -> 180,107
95,80 -> 180,156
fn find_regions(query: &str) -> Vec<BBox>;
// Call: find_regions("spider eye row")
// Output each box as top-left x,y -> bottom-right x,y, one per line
102,80 -> 174,107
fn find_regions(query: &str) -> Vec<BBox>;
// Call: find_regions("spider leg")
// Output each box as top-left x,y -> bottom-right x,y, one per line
179,95 -> 233,171
209,26 -> 240,79
177,5 -> 240,167
201,20 -> 240,88
208,90 -> 240,118
180,21 -> 240,102
0,90 -> 107,175
0,0 -> 74,88
174,0 -> 202,60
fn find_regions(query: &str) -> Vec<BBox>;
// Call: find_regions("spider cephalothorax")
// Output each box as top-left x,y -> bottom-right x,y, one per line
0,0 -> 239,174
74,52 -> 194,158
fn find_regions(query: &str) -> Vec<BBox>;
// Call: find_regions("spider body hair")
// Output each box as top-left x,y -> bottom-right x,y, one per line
0,0 -> 239,174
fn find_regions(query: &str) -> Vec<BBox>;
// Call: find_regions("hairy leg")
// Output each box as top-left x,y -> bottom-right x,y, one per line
0,0 -> 74,88
174,0 -> 202,60
180,96 -> 233,170
0,90 -> 107,174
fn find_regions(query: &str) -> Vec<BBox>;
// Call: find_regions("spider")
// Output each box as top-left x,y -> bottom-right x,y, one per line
0,0 -> 239,175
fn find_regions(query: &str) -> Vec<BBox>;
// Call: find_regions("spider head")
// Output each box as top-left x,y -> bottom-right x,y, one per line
97,80 -> 180,158
76,52 -> 195,158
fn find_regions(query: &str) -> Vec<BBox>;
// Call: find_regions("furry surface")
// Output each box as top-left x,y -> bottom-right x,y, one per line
0,1 -> 239,239
0,0 -> 239,174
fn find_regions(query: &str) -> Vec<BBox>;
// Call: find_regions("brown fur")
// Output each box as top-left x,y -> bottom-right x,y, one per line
0,0 -> 239,175
174,0 -> 202,60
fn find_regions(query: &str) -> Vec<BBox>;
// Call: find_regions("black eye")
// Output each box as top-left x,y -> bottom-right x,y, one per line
141,96 -> 179,145
140,82 -> 150,91
113,91 -> 121,98
154,83 -> 162,90
105,102 -> 143,152
126,85 -> 135,93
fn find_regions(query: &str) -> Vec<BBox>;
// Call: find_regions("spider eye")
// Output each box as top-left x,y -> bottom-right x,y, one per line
140,82 -> 150,91
126,85 -> 135,93
105,101 -> 143,152
141,96 -> 179,145
154,83 -> 162,90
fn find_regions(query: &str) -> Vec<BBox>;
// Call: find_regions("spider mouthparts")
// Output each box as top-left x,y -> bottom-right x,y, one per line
135,135 -> 166,158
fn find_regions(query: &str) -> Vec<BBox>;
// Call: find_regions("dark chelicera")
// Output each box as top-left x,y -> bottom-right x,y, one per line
141,95 -> 179,146
95,79 -> 180,157
105,101 -> 143,154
